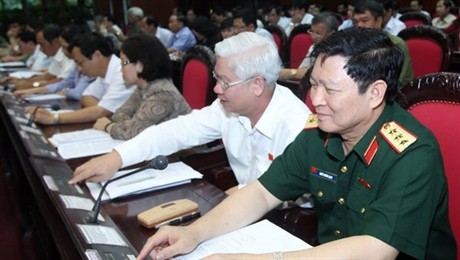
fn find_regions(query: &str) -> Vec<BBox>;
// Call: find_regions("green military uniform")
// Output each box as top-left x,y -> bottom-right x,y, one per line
259,102 -> 456,259
388,33 -> 414,89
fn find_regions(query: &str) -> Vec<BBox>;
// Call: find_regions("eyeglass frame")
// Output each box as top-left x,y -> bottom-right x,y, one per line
121,60 -> 132,66
307,29 -> 323,38
212,71 -> 257,89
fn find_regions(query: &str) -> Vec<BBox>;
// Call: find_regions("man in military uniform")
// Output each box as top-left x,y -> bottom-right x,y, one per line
142,27 -> 456,259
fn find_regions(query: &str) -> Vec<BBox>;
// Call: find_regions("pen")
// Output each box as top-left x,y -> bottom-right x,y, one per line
155,211 -> 201,229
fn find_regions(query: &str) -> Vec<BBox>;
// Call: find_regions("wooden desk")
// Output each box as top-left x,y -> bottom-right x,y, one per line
0,91 -> 227,259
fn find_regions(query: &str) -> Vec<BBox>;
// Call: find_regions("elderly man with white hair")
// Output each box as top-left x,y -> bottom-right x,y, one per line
70,32 -> 311,195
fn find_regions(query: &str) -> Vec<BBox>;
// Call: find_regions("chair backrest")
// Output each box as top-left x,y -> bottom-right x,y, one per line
265,24 -> 288,63
399,11 -> 431,27
399,72 -> 460,258
181,45 -> 216,109
398,25 -> 452,79
287,24 -> 313,69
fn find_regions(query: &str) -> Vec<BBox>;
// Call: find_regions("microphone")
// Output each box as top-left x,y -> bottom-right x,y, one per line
86,155 -> 169,224
26,104 -> 60,126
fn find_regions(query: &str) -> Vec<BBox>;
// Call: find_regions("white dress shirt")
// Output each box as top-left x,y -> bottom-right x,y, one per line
277,16 -> 292,33
47,47 -> 75,79
82,55 -> 135,113
115,84 -> 311,186
432,13 -> 457,29
27,44 -> 51,71
385,16 -> 406,36
156,27 -> 174,48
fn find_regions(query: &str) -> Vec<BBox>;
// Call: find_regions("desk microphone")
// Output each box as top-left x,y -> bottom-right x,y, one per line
86,155 -> 169,224
26,104 -> 60,126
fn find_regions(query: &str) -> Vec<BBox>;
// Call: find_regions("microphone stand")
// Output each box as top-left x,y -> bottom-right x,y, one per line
86,155 -> 168,224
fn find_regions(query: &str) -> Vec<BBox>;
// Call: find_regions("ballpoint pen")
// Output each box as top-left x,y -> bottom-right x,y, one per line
155,211 -> 201,229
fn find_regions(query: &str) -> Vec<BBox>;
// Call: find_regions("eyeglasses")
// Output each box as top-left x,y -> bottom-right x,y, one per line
212,71 -> 256,89
121,60 -> 131,66
307,29 -> 322,37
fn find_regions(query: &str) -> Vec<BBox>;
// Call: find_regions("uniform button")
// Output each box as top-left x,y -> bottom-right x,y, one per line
360,208 -> 366,214
317,191 -> 324,198
340,166 -> 348,173
334,230 -> 341,236
338,198 -> 345,205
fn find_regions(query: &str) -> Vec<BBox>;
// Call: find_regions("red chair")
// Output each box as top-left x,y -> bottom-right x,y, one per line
400,72 -> 460,259
287,24 -> 313,69
181,45 -> 217,109
398,25 -> 452,79
265,24 -> 288,63
399,11 -> 431,27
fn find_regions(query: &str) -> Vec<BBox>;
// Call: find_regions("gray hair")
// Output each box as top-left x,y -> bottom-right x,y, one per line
128,7 -> 144,19
214,32 -> 281,86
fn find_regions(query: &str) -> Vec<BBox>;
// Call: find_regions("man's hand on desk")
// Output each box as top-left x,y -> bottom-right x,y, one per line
137,225 -> 199,260
0,76 -> 13,84
13,86 -> 49,98
26,107 -> 56,125
69,151 -> 123,184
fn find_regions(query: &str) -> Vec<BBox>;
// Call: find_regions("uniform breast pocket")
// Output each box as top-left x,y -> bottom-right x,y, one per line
347,188 -> 373,219
309,171 -> 337,204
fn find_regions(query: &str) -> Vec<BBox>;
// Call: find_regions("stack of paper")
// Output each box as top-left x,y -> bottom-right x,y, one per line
48,129 -> 124,159
175,219 -> 312,259
0,61 -> 26,67
24,94 -> 66,102
86,161 -> 203,201
8,70 -> 44,78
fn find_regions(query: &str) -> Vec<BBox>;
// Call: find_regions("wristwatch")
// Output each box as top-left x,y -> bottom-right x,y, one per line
290,69 -> 297,78
33,81 -> 40,88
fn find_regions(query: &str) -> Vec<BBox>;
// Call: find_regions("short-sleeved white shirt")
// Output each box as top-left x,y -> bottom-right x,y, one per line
116,84 -> 311,186
82,55 -> 135,113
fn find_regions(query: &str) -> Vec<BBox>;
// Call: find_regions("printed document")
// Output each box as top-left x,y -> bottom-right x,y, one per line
175,219 -> 312,259
48,129 -> 124,159
86,161 -> 203,201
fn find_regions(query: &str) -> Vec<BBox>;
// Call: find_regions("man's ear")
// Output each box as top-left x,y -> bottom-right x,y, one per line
252,76 -> 266,97
376,16 -> 383,29
92,50 -> 102,60
135,62 -> 143,73
368,79 -> 387,109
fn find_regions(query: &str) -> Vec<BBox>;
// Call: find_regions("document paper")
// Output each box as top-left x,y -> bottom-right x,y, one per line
86,161 -> 203,201
175,219 -> 312,259
48,129 -> 124,159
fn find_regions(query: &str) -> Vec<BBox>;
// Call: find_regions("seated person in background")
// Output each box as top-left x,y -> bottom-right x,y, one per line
279,12 -> 338,80
167,14 -> 196,54
27,32 -> 135,125
382,0 -> 406,36
0,20 -> 23,58
14,26 -> 95,100
92,14 -> 122,51
69,32 -> 311,196
265,4 -> 292,35
2,24 -> 74,90
1,30 -> 51,70
233,9 -> 274,42
189,16 -> 221,51
140,15 -> 174,48
93,34 -> 191,140
219,17 -> 236,39
410,0 -> 431,18
353,0 -> 413,89
432,0 -> 457,29
136,27 -> 456,260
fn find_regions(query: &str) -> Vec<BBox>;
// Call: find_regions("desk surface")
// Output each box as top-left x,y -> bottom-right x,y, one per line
0,91 -> 227,259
